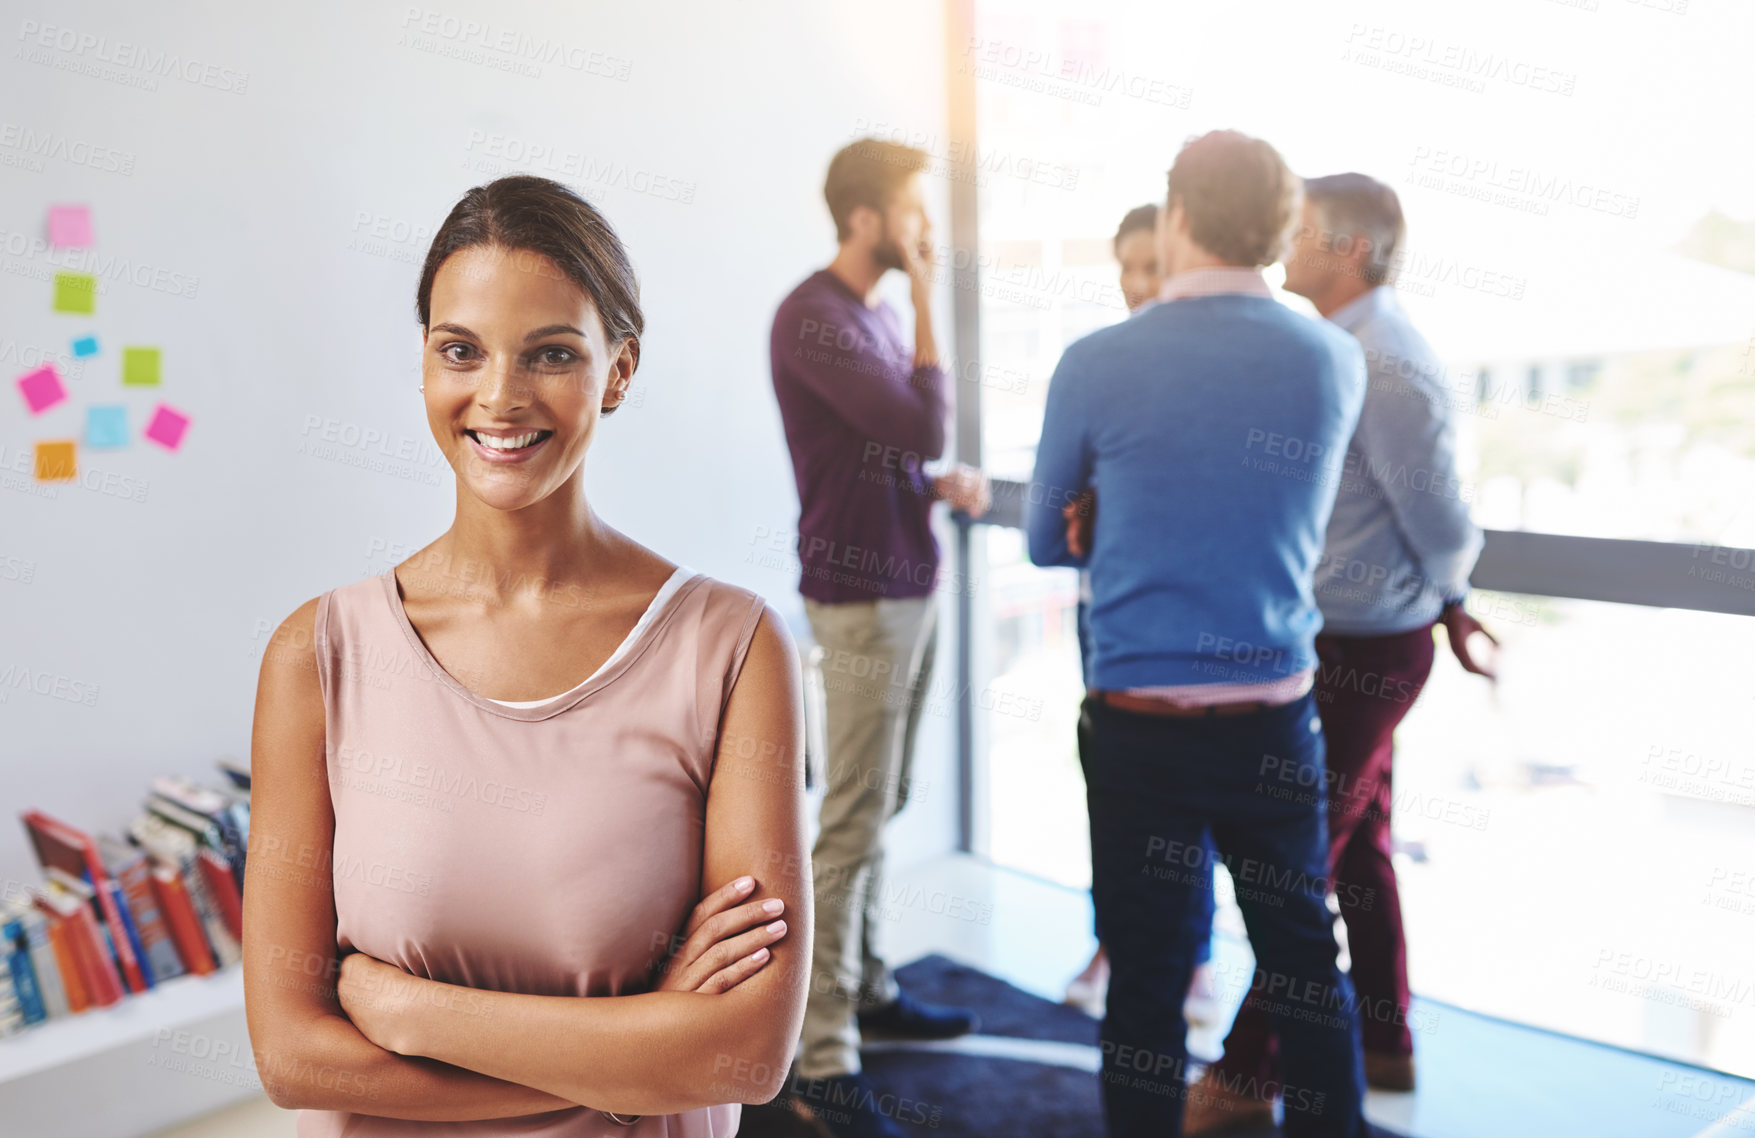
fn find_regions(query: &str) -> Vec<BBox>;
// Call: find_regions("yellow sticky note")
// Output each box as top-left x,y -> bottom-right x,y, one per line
53,272 -> 97,315
35,440 -> 77,482
123,347 -> 161,386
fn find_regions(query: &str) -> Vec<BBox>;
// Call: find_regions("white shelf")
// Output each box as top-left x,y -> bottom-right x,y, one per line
0,967 -> 245,1085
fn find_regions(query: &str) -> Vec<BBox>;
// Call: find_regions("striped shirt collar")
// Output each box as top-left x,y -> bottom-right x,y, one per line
1156,266 -> 1273,304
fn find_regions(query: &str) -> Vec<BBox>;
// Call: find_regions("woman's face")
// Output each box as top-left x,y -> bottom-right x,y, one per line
421,244 -> 634,512
1117,228 -> 1162,312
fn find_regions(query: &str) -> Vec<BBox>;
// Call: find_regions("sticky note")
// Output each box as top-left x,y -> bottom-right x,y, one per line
17,365 -> 66,415
34,440 -> 76,481
86,405 -> 129,448
144,403 -> 190,451
72,335 -> 99,358
123,347 -> 161,386
53,272 -> 97,314
48,205 -> 93,248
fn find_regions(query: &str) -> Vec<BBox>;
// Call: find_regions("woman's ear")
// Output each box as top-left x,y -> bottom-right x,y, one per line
601,338 -> 638,415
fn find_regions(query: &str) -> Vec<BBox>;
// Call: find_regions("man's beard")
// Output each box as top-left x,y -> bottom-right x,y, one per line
872,218 -> 908,271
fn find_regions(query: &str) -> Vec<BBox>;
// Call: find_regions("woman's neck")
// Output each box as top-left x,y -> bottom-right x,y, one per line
432,481 -> 617,605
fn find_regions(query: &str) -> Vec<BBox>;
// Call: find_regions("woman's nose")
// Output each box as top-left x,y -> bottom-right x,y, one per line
477,355 -> 533,409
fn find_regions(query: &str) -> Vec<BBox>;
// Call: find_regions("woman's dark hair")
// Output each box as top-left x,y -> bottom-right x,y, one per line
1113,203 -> 1159,255
416,175 -> 643,412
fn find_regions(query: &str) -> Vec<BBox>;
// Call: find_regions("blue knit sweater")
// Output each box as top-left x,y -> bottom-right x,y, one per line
1027,295 -> 1366,689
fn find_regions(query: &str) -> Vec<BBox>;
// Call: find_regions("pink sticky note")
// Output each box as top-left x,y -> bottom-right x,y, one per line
17,365 -> 67,415
48,205 -> 93,248
144,403 -> 191,451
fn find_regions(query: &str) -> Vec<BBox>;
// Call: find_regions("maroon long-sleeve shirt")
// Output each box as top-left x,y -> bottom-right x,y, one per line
769,269 -> 949,603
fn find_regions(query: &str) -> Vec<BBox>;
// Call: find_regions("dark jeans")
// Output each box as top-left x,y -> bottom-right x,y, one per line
1074,597 -> 1215,965
1210,624 -> 1436,1092
1085,690 -> 1367,1138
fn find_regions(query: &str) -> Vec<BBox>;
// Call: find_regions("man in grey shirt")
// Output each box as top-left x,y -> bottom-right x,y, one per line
1189,173 -> 1495,1131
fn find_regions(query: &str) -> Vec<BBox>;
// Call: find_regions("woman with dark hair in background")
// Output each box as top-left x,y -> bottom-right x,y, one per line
244,174 -> 810,1136
1113,203 -> 1164,313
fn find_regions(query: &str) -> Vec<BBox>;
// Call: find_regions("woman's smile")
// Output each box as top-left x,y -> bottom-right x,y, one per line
463,426 -> 555,464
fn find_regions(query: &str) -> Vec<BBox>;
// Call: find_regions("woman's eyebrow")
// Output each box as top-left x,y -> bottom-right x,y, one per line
523,323 -> 586,341
427,322 -> 586,342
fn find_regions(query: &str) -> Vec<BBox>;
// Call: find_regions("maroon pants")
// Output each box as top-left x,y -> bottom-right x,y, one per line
1209,623 -> 1437,1092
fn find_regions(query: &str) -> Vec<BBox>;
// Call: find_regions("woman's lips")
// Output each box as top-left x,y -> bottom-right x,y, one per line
464,429 -> 553,464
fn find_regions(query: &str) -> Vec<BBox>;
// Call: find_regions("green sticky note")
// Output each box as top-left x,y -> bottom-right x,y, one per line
53,272 -> 97,315
123,347 -> 161,386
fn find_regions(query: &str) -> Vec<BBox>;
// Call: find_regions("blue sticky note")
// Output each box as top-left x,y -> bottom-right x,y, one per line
85,405 -> 129,449
72,335 -> 99,358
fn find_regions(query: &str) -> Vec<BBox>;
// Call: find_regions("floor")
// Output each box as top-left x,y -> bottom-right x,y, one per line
151,853 -> 1755,1138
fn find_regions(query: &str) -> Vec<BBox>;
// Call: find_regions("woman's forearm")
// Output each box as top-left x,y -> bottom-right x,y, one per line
262,1010 -> 580,1119
396,976 -> 795,1117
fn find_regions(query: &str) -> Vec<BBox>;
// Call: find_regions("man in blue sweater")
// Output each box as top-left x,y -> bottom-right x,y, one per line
1028,130 -> 1369,1137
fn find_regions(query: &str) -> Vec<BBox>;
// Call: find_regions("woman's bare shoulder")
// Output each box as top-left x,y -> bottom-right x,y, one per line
264,595 -> 323,668
253,595 -> 327,742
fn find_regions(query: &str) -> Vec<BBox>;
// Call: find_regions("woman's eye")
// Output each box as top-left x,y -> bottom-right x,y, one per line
441,343 -> 475,363
538,347 -> 576,366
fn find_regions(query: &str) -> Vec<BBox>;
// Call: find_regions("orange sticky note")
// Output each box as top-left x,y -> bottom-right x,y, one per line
35,440 -> 77,482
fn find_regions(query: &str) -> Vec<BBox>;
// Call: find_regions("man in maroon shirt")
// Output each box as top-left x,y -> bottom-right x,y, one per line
770,138 -> 989,1138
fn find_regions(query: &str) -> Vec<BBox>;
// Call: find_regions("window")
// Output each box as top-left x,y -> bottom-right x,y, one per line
951,0 -> 1755,1077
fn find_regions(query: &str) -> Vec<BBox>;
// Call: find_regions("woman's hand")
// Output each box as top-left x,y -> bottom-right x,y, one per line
337,951 -> 425,1055
653,874 -> 790,995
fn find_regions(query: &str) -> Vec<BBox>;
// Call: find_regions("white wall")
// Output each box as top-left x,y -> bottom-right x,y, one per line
1,0 -> 957,894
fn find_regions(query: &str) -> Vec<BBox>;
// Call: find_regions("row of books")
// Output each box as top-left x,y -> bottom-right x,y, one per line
2,758 -> 252,1036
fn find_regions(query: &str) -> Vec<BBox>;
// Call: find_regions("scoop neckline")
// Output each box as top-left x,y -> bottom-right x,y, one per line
380,564 -> 704,722
482,566 -> 692,708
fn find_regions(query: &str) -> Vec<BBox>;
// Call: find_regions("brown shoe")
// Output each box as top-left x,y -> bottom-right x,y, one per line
1364,1049 -> 1416,1091
1183,1069 -> 1275,1134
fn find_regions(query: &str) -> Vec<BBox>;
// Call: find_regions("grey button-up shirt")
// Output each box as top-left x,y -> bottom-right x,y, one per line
1314,286 -> 1483,635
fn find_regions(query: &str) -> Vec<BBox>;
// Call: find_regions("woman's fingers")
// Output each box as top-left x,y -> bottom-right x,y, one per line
669,908 -> 788,990
674,897 -> 784,974
681,874 -> 757,939
660,894 -> 786,990
682,895 -> 784,957
689,920 -> 789,993
698,946 -> 773,995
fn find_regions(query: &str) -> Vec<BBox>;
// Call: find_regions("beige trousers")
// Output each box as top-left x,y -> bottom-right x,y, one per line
794,594 -> 939,1079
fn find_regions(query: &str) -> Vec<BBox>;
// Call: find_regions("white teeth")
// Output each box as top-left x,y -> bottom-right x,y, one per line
474,431 -> 543,450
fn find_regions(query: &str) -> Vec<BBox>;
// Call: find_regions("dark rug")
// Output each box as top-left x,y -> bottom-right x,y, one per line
739,954 -> 1409,1137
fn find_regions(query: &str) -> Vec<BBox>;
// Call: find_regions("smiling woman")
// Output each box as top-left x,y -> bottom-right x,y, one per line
243,176 -> 811,1136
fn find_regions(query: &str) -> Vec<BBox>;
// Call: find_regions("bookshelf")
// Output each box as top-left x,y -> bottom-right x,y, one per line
0,966 -> 245,1083
0,966 -> 255,1138
5,762 -> 255,1136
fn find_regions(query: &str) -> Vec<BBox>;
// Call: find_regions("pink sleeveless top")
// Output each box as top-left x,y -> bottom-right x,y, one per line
299,565 -> 765,1138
